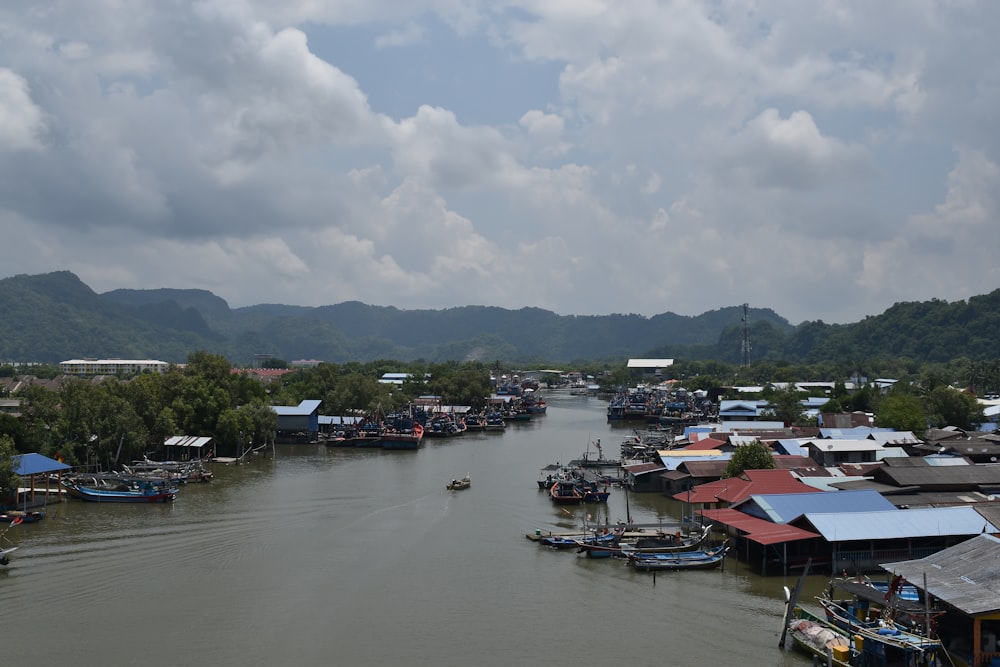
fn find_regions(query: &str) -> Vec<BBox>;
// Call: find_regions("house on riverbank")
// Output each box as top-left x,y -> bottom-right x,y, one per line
700,489 -> 998,575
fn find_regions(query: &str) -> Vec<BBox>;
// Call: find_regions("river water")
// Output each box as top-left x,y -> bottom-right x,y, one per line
2,391 -> 823,666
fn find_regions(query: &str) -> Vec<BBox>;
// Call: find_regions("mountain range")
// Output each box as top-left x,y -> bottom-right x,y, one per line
1,271 -> 998,366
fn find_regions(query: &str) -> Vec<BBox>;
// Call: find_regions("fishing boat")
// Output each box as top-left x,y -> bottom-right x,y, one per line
618,524 -> 713,554
0,545 -> 16,566
447,475 -> 471,491
0,510 -> 45,524
380,422 -> 424,450
626,541 -> 729,571
820,575 -> 941,636
483,413 -> 506,431
786,607 -> 854,666
785,604 -> 948,667
62,479 -> 178,503
549,479 -> 585,504
541,528 -> 621,550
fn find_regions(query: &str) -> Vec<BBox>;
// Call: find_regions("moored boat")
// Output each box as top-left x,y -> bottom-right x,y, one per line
380,423 -> 424,450
62,479 -> 178,503
626,541 -> 729,571
618,524 -> 713,554
1,510 -> 45,524
549,479 -> 584,504
785,604 -> 947,667
786,608 -> 853,666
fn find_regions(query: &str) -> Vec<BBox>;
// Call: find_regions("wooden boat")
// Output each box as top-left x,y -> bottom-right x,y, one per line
381,423 -> 424,450
1,510 -> 45,524
626,541 -> 729,571
447,475 -> 471,491
62,479 -> 177,503
542,528 -> 621,550
820,576 -> 942,636
483,413 -> 506,431
549,479 -> 585,504
786,607 -> 853,666
0,546 -> 17,566
786,604 -> 948,667
618,524 -> 712,554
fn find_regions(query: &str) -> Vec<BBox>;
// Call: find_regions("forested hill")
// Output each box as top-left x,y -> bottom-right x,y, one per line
0,271 -> 997,366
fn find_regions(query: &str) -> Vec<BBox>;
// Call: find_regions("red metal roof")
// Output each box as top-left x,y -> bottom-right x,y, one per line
682,437 -> 727,451
673,469 -> 814,505
699,508 -> 820,546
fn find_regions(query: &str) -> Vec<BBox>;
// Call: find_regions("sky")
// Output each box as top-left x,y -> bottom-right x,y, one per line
1,1 -> 998,325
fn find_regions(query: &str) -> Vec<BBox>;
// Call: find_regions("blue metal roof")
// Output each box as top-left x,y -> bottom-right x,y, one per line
801,506 -> 997,542
737,489 -> 896,524
13,452 -> 72,476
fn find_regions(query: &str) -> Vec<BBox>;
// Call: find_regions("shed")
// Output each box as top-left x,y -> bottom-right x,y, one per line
9,453 -> 72,508
163,435 -> 214,460
734,488 -> 895,524
882,534 -> 1000,667
272,399 -> 322,443
794,506 -> 996,574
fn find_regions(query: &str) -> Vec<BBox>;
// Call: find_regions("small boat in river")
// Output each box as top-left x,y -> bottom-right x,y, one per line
447,475 -> 471,491
0,545 -> 17,566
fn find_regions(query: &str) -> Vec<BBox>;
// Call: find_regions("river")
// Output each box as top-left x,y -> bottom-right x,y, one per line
2,391 -> 824,666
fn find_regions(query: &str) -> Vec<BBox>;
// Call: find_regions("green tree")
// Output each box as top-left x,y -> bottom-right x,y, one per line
761,385 -> 806,426
874,390 -> 927,434
723,440 -> 776,478
925,386 -> 984,430
0,434 -> 21,506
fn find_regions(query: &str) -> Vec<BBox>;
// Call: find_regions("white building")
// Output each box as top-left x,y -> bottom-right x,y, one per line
59,359 -> 170,376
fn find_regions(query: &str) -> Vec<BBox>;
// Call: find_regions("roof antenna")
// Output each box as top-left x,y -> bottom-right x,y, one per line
740,303 -> 752,368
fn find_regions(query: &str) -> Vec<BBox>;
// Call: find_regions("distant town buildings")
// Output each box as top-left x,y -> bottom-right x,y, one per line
59,358 -> 170,376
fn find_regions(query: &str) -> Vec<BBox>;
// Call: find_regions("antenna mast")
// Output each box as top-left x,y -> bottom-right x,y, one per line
740,303 -> 752,368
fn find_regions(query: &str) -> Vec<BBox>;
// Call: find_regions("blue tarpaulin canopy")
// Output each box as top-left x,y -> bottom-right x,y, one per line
13,452 -> 72,476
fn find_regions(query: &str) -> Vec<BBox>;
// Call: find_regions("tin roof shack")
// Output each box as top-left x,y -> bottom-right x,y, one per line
672,468 -> 815,512
883,534 -> 1000,667
700,489 -> 895,575
793,505 -> 997,575
272,399 -> 322,443
804,438 -> 901,466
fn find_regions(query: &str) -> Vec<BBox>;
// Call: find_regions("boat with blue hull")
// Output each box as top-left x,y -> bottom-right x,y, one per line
62,479 -> 178,503
626,542 -> 729,571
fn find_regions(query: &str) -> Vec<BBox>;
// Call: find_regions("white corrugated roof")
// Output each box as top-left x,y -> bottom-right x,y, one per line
627,358 -> 674,368
803,506 -> 997,541
806,439 -> 885,452
164,435 -> 213,448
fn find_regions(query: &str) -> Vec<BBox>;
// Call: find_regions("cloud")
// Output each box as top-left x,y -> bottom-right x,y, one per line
0,0 -> 998,327
0,69 -> 46,151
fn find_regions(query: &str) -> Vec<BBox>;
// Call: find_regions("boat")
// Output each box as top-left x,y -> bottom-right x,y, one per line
424,413 -> 463,437
62,479 -> 178,503
786,607 -> 854,666
549,479 -> 585,504
541,528 -> 622,550
1,510 -> 45,524
0,546 -> 16,566
786,604 -> 948,667
463,413 -> 486,431
447,475 -> 471,491
619,524 -> 713,554
380,422 -> 424,450
483,413 -> 506,431
820,575 -> 942,636
626,541 -> 729,571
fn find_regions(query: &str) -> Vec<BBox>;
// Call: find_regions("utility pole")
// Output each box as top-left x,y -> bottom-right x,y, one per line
740,303 -> 752,368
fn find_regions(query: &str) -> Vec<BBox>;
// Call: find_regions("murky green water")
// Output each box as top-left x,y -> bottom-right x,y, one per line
2,392 -> 819,666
